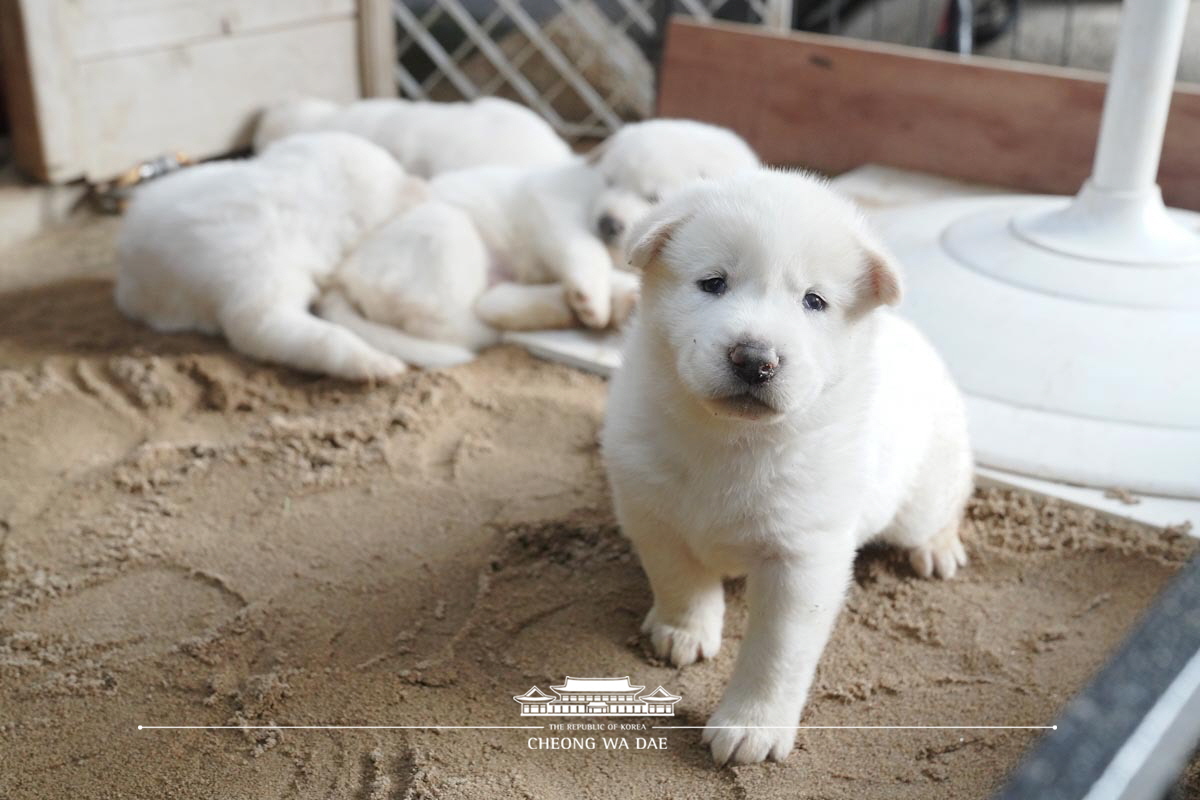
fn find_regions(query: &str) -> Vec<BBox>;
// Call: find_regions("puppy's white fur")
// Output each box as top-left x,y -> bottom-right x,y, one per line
253,96 -> 572,176
602,170 -> 973,766
116,132 -> 436,380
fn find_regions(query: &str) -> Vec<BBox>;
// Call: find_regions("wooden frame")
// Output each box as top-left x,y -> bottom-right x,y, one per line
657,18 -> 1200,211
358,0 -> 398,99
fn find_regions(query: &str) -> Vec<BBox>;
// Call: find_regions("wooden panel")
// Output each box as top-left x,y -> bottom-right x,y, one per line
657,18 -> 1200,211
77,18 -> 361,179
65,0 -> 355,60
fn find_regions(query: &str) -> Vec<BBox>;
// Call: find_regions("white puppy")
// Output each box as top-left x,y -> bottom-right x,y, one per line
588,118 -> 761,254
253,95 -> 572,176
431,160 -> 623,330
316,201 -> 499,366
430,119 -> 761,331
116,132 -> 437,380
602,170 -> 973,766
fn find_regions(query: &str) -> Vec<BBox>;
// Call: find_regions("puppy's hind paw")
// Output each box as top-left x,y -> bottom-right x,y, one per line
641,607 -> 721,667
345,352 -> 407,382
908,526 -> 968,580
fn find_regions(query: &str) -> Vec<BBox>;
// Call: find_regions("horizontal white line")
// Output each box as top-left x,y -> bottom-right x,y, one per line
138,725 -> 544,730
138,724 -> 1054,731
655,725 -> 1058,730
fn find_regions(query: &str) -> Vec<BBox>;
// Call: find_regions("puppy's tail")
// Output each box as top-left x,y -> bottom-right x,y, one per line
367,329 -> 478,369
314,290 -> 478,369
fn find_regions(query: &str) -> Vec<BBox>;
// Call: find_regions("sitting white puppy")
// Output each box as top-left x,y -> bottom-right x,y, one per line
602,170 -> 973,766
429,119 -> 761,331
253,95 -> 572,176
115,132 -> 435,380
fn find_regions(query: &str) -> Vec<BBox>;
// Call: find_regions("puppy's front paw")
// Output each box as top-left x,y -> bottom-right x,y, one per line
908,522 -> 968,579
702,703 -> 796,766
565,287 -> 611,330
641,605 -> 721,667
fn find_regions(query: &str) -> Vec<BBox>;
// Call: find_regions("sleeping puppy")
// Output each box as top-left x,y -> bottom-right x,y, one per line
602,170 -> 973,766
115,132 -> 433,380
313,165 -> 640,353
315,201 -> 500,369
253,95 -> 572,176
587,118 -> 760,256
430,159 -> 626,331
431,119 -> 761,332
308,120 -> 760,367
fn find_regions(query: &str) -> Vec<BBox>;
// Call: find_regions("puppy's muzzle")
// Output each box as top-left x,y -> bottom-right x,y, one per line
597,214 -> 624,244
729,342 -> 778,386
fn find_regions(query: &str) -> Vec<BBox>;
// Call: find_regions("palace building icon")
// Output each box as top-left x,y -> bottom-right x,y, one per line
513,676 -> 682,716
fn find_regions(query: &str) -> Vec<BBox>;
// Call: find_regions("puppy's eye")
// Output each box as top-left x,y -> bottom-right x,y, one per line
802,292 -> 827,311
644,191 -> 660,203
698,276 -> 727,295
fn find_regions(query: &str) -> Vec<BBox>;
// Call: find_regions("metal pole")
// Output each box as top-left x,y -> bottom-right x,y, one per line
765,0 -> 794,32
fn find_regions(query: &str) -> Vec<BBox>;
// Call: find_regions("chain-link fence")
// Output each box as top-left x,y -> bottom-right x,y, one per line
393,0 -> 1200,141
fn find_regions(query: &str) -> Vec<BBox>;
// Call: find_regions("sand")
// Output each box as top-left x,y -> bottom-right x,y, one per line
1,218 -> 1197,799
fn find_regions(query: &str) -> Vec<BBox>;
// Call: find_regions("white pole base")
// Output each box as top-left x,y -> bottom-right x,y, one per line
871,195 -> 1200,499
1012,181 -> 1200,267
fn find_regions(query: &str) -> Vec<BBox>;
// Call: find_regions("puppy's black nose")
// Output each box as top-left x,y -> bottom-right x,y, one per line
729,342 -> 778,385
597,214 -> 624,243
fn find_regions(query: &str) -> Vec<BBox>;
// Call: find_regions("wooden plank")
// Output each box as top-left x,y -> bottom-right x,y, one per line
2,0 -> 80,182
657,18 -> 1200,211
64,0 -> 355,61
357,0 -> 397,98
77,18 -> 361,180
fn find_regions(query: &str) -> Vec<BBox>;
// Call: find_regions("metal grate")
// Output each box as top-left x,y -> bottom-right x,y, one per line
392,0 -> 785,139
391,1 -> 1200,142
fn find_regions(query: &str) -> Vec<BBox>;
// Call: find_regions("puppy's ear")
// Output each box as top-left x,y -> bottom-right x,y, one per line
628,186 -> 702,272
852,243 -> 903,310
628,213 -> 680,272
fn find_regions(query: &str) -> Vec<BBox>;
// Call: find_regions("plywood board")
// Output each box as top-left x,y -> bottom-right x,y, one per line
64,0 -> 355,60
78,19 -> 360,179
657,18 -> 1200,211
1,0 -> 364,182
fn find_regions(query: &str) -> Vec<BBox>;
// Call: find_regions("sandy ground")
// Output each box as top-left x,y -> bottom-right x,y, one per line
1,218 -> 1197,799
